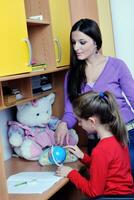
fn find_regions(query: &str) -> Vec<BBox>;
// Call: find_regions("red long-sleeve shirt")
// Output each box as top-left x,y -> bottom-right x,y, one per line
67,136 -> 134,198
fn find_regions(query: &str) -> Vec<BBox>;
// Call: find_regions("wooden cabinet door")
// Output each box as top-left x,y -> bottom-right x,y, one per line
97,0 -> 115,56
49,0 -> 71,67
69,0 -> 115,57
69,0 -> 99,25
0,0 -> 31,77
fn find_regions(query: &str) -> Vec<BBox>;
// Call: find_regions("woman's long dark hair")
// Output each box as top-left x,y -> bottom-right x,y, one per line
72,91 -> 128,146
67,18 -> 102,102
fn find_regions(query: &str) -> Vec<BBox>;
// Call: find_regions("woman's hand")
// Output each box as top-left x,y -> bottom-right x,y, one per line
55,122 -> 69,145
65,145 -> 84,159
56,165 -> 73,177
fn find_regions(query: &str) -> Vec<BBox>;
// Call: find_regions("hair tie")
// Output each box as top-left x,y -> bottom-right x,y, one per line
99,92 -> 108,102
99,92 -> 105,98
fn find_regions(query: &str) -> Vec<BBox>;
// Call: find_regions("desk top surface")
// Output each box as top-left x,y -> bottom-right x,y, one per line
5,157 -> 83,200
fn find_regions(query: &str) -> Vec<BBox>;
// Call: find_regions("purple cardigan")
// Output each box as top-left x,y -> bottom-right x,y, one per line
62,57 -> 134,128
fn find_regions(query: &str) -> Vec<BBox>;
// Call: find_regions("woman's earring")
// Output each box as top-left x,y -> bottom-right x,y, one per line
95,49 -> 98,54
94,42 -> 98,54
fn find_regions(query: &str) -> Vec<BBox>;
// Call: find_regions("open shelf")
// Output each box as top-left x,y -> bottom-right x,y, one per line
0,67 -> 68,111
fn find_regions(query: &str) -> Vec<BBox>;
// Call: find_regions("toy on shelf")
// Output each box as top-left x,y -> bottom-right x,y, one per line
7,93 -> 78,165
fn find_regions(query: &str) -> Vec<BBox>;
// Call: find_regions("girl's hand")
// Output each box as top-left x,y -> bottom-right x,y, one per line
65,145 -> 84,159
56,165 -> 73,177
55,122 -> 69,145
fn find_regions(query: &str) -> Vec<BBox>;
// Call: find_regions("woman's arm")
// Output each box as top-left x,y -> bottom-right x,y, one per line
61,72 -> 77,128
55,73 -> 77,145
119,60 -> 134,109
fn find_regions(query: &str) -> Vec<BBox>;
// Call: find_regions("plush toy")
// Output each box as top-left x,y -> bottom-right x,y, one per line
8,93 -> 78,165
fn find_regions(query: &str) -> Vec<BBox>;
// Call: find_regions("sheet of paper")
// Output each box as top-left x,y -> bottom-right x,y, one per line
7,172 -> 63,194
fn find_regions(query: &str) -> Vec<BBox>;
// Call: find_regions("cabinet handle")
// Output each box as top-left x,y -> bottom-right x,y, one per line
24,38 -> 32,66
54,38 -> 62,63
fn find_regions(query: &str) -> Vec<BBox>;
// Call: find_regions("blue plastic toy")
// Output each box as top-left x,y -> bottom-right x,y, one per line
48,146 -> 66,166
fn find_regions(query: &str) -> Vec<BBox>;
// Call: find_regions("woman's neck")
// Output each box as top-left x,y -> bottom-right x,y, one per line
86,53 -> 105,66
85,54 -> 107,83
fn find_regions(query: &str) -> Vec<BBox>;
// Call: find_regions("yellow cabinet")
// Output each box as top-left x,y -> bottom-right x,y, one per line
0,0 -> 31,77
49,0 -> 71,67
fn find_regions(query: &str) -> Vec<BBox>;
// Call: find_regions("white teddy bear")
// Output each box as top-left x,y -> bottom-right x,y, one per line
8,93 -> 78,164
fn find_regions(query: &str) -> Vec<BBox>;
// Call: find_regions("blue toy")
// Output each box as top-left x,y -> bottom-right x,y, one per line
48,146 -> 66,166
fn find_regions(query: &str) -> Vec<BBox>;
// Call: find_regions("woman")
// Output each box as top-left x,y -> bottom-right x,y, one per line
55,18 -> 134,173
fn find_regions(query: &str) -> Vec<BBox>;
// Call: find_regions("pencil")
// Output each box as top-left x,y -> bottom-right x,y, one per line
14,179 -> 36,187
14,181 -> 27,187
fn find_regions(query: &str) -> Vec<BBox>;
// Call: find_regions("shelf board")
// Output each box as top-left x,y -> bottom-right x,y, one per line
27,19 -> 50,26
0,66 -> 69,82
0,90 -> 55,111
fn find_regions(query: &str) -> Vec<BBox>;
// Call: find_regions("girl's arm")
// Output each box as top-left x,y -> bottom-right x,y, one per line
56,149 -> 109,198
68,149 -> 108,197
81,152 -> 92,166
65,145 -> 91,167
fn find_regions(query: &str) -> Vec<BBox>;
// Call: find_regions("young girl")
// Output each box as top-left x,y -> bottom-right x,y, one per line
56,91 -> 134,199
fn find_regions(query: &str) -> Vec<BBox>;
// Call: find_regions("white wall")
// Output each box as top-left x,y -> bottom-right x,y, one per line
110,0 -> 134,77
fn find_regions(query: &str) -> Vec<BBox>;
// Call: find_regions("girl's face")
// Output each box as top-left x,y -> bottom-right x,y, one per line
77,117 -> 95,133
71,31 -> 96,60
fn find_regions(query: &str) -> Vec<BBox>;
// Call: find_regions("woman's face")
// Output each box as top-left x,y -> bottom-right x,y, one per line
71,31 -> 96,60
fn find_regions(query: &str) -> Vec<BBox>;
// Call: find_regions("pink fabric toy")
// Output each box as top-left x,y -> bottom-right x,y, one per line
8,93 -> 78,161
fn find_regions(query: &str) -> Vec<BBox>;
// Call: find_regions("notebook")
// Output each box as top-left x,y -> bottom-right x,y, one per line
7,171 -> 62,194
